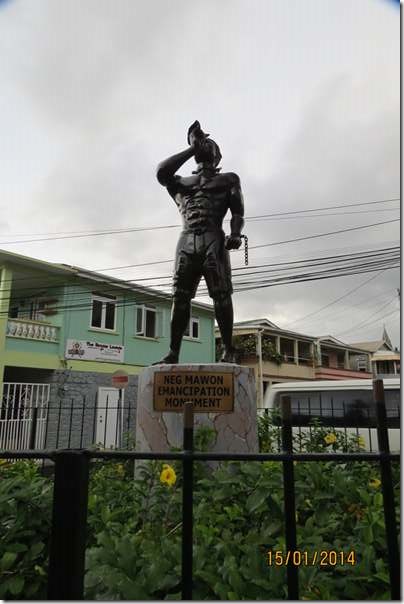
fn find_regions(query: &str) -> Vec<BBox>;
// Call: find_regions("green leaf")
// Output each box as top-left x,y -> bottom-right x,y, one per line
246,488 -> 268,513
30,541 -> 45,558
0,551 -> 18,571
8,575 -> 25,596
374,492 -> 383,507
374,572 -> 390,585
362,524 -> 374,544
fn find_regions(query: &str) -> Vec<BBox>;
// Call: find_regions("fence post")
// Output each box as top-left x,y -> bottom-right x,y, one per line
280,395 -> 299,600
28,407 -> 38,449
373,379 -> 400,600
182,402 -> 194,600
47,450 -> 90,600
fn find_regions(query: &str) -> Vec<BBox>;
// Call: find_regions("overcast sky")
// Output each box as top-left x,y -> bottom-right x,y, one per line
0,0 -> 400,347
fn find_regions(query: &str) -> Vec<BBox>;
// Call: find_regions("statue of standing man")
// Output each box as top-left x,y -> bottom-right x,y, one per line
155,121 -> 245,364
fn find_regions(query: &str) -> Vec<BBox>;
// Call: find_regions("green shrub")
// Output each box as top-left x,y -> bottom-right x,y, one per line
0,460 -> 53,599
0,421 -> 400,600
84,457 -> 400,600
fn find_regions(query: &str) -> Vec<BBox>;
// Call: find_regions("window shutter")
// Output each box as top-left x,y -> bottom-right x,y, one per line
145,308 -> 156,338
135,306 -> 144,335
192,318 -> 199,339
156,309 -> 165,338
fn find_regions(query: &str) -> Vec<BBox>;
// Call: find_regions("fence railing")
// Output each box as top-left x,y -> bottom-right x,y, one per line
0,394 -> 136,452
2,395 -> 400,454
257,387 -> 401,453
0,383 -> 50,449
6,318 -> 59,342
0,379 -> 400,600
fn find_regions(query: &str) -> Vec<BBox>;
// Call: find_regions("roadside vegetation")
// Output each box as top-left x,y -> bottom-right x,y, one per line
0,419 -> 399,600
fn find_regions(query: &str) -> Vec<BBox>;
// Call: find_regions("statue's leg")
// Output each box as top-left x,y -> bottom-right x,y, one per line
214,294 -> 237,363
203,234 -> 236,363
168,295 -> 192,361
153,295 -> 193,365
154,240 -> 200,365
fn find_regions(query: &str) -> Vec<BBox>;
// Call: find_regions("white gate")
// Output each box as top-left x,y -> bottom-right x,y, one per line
0,383 -> 50,450
96,387 -> 124,448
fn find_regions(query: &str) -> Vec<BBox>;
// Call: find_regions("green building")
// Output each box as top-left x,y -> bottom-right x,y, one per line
0,249 -> 215,449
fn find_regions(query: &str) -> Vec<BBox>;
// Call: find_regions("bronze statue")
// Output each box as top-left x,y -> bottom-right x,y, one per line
155,121 -> 245,364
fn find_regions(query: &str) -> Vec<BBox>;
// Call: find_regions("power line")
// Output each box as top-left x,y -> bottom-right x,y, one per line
280,270 -> 386,328
91,220 -> 398,272
338,308 -> 400,337
1,260 -> 399,317
246,208 -> 399,221
1,246 -> 399,298
335,297 -> 400,337
284,288 -> 398,329
0,197 -> 399,240
0,206 -> 398,240
243,197 -> 399,219
194,261 -> 400,296
1,239 -> 399,290
249,219 -> 399,251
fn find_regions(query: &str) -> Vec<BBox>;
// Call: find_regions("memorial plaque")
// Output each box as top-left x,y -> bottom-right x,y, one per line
154,371 -> 234,413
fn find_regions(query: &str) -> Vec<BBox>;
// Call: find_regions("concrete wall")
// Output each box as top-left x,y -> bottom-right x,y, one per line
45,370 -> 138,449
3,367 -> 138,450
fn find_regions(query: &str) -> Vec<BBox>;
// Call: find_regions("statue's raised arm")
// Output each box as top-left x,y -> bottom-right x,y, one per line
156,121 -> 209,186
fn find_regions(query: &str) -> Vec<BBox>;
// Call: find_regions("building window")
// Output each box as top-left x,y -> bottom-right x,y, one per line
337,352 -> 346,369
91,296 -> 117,330
16,299 -> 47,322
136,305 -> 157,338
184,317 -> 200,339
9,306 -> 19,319
356,355 -> 369,372
322,353 -> 330,368
280,338 -> 295,363
298,341 -> 312,365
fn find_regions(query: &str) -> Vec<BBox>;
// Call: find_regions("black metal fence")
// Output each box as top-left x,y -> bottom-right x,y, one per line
0,395 -> 136,451
257,392 -> 401,453
3,392 -> 400,454
0,379 -> 400,600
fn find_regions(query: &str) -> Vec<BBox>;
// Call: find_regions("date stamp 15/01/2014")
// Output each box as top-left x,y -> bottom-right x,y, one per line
267,550 -> 357,567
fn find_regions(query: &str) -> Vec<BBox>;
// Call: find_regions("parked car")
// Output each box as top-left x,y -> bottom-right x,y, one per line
262,377 -> 400,451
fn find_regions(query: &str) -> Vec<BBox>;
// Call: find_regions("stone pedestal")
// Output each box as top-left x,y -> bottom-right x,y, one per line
136,364 -> 258,453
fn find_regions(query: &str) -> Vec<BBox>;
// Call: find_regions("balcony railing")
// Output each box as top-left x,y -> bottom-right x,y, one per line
6,318 -> 59,342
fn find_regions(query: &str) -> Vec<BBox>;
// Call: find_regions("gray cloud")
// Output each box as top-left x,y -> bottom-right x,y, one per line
0,0 -> 399,346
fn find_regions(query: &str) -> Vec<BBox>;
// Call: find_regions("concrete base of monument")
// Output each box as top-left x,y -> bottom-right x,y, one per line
135,363 -> 258,455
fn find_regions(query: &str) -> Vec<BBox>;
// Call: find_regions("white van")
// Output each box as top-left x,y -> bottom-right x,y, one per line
262,377 -> 400,452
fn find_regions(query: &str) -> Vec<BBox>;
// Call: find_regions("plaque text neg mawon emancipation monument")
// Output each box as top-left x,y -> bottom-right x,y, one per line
135,121 -> 258,453
136,364 -> 257,453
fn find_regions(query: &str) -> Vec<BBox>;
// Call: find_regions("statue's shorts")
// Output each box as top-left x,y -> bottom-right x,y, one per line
173,230 -> 232,300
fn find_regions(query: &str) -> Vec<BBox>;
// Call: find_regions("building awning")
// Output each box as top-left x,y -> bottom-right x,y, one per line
373,353 -> 400,362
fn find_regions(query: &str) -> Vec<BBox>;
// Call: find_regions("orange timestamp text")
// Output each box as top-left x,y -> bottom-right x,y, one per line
267,550 -> 357,567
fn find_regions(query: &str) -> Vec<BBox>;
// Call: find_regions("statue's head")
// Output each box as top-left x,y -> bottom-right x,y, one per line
187,121 -> 222,169
195,138 -> 222,168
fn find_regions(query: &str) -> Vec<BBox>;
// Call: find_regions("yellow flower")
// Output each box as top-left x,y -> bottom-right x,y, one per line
324,433 -> 337,445
160,465 -> 176,487
369,478 -> 381,489
357,436 -> 366,448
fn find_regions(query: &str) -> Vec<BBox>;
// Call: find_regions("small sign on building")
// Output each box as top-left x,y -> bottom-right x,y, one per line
154,371 -> 234,413
111,370 -> 129,389
65,339 -> 124,363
